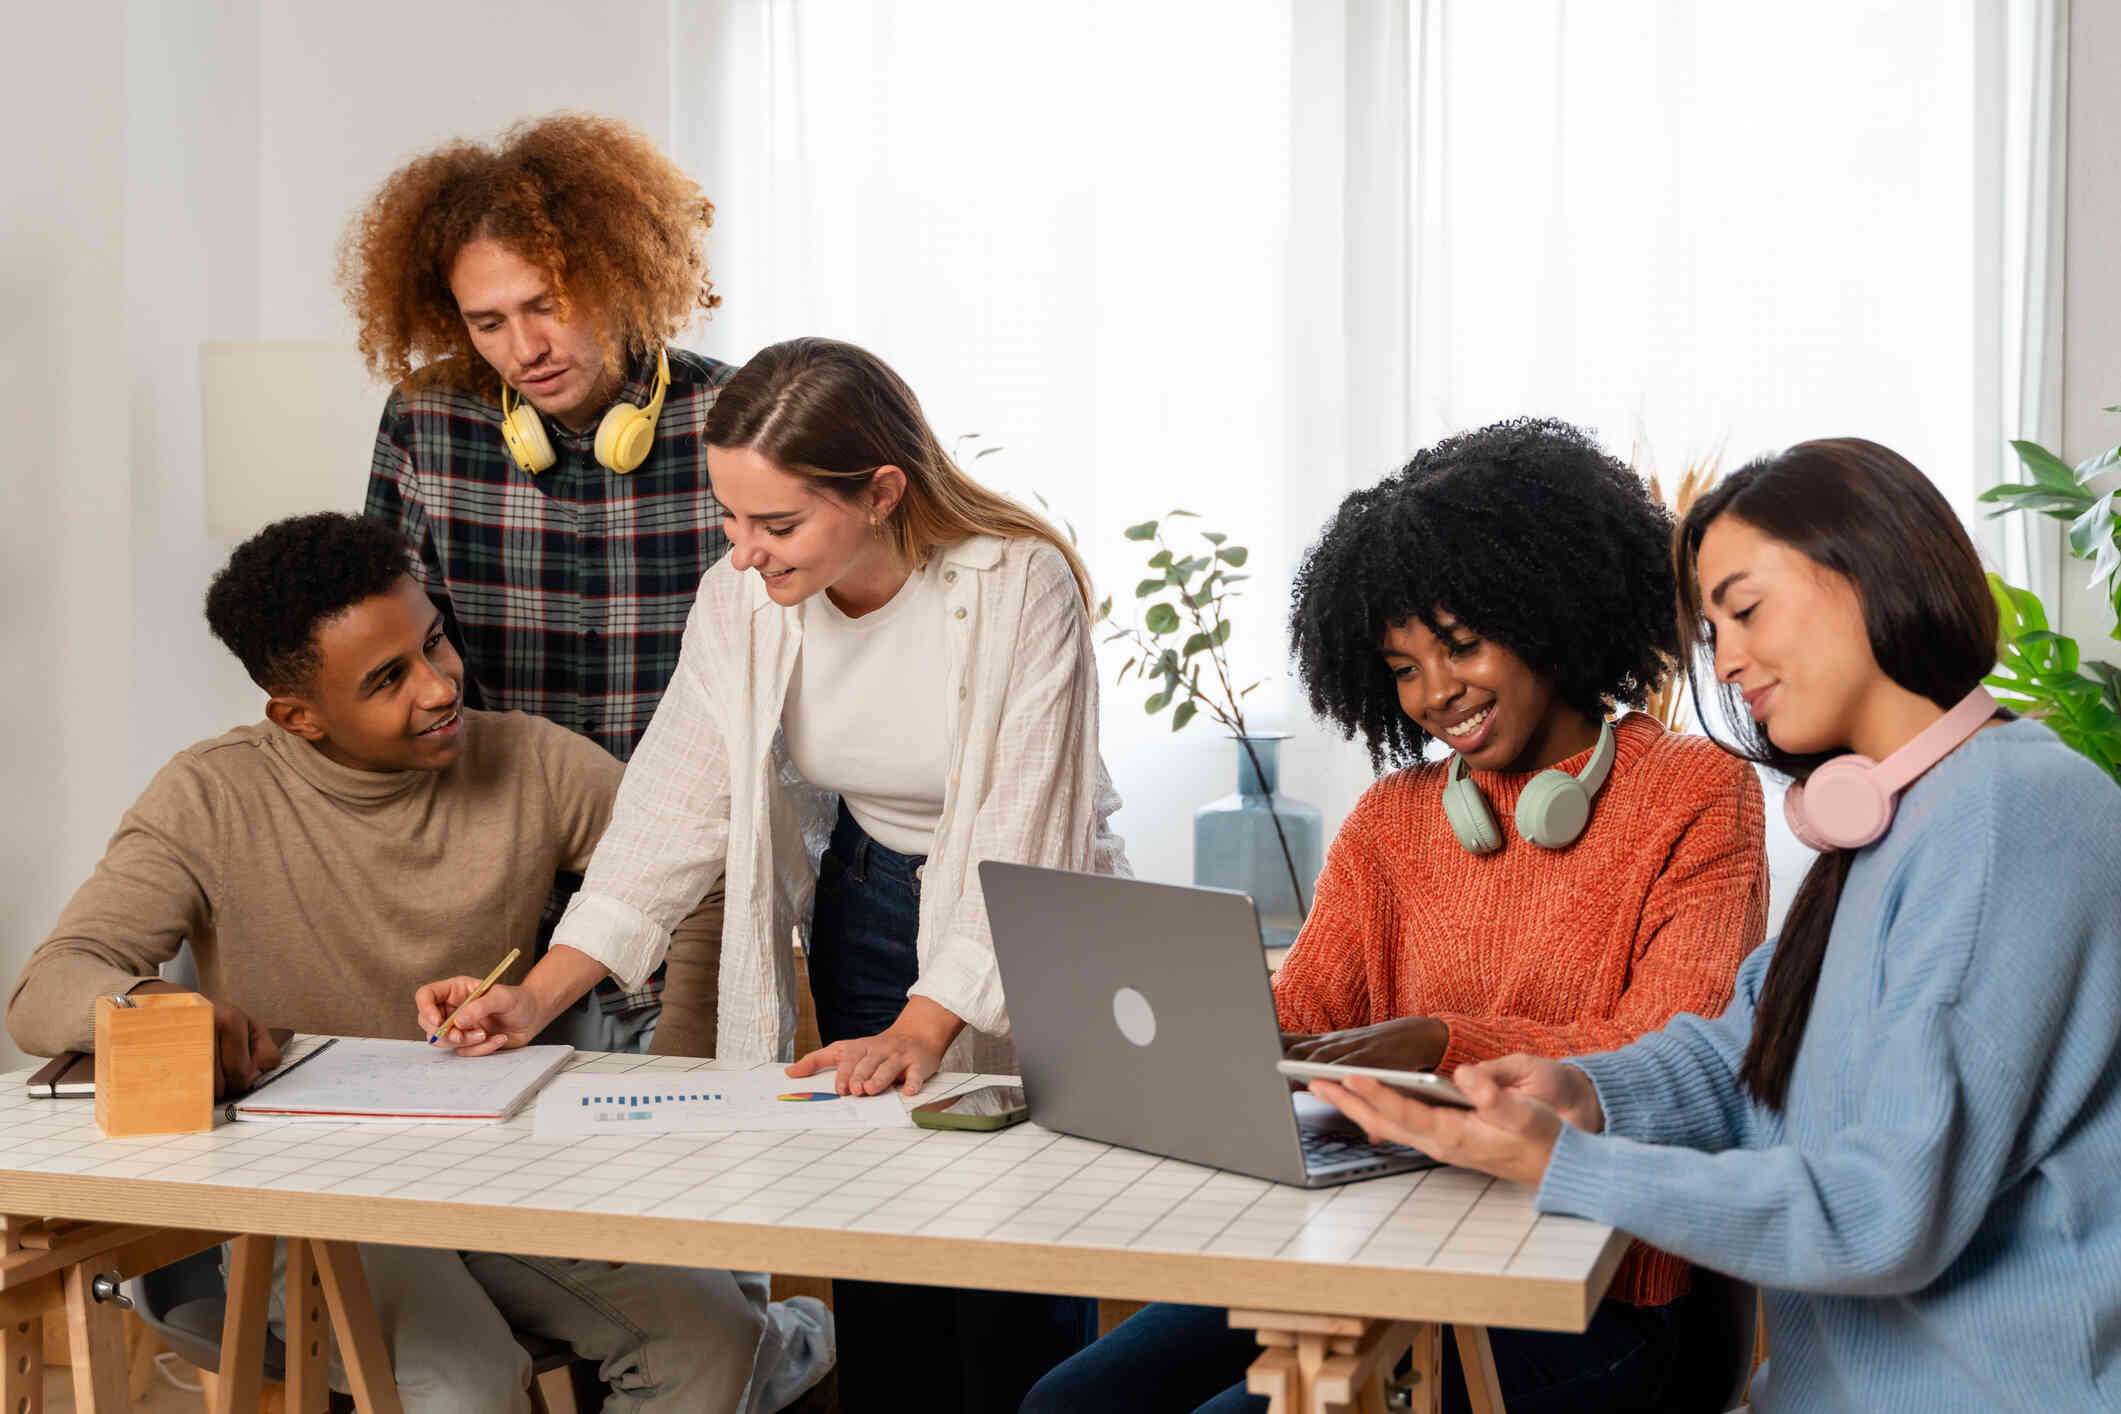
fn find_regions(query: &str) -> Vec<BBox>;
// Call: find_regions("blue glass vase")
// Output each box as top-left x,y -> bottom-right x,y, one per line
1193,734 -> 1323,949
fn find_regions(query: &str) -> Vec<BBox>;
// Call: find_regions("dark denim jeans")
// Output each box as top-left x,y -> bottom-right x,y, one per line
1020,1277 -> 1736,1414
809,803 -> 1096,1413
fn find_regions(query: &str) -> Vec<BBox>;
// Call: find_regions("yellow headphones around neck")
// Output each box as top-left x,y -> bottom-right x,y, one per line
499,347 -> 671,476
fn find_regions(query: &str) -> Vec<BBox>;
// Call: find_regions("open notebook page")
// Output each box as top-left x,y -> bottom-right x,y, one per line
227,1036 -> 573,1123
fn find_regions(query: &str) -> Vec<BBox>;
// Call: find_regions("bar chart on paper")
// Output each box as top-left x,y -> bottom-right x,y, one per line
534,1066 -> 919,1137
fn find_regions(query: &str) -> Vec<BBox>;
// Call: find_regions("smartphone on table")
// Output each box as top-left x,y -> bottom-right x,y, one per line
911,1083 -> 1029,1131
1275,1059 -> 1474,1109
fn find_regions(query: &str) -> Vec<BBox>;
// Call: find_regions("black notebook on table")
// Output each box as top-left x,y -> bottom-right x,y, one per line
25,1027 -> 296,1098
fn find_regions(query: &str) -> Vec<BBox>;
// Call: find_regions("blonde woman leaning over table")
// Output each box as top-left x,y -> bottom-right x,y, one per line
418,337 -> 1130,1414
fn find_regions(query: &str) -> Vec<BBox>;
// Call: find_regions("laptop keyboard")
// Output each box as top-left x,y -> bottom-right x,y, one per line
1298,1124 -> 1428,1176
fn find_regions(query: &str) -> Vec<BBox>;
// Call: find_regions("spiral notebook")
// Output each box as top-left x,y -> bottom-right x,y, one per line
225,1036 -> 573,1124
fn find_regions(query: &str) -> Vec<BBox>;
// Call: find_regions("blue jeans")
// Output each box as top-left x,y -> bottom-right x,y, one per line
809,803 -> 1096,1412
1021,1278 -> 1735,1414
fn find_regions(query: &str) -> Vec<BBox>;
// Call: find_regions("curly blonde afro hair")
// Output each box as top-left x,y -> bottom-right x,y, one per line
337,112 -> 719,397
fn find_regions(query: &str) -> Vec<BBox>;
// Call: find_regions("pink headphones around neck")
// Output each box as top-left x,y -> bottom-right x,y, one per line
1783,686 -> 1999,851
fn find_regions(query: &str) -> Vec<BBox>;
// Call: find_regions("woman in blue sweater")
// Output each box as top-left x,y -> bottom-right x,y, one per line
1307,437 -> 2121,1413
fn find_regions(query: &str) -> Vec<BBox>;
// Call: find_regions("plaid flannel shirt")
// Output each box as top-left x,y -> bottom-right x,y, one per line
364,347 -> 736,1011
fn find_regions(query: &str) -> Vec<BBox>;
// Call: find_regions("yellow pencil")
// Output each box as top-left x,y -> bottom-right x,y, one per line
427,947 -> 521,1045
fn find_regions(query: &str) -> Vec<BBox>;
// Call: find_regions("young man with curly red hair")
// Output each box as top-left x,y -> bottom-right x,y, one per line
340,112 -> 733,1055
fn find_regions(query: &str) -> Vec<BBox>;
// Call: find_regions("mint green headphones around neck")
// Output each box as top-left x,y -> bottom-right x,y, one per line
1442,718 -> 1616,854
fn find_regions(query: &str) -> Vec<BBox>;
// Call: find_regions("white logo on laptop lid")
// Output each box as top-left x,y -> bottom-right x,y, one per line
1112,987 -> 1157,1047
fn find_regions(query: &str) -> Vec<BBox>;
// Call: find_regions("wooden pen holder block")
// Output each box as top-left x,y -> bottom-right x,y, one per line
93,993 -> 214,1136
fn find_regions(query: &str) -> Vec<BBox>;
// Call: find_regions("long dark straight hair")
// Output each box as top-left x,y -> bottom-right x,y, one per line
1672,439 -> 1997,1108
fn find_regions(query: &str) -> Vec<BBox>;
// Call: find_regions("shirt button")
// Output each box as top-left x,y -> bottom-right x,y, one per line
944,570 -> 957,583
958,685 -> 966,699
584,629 -> 601,644
582,717 -> 600,736
954,607 -> 967,620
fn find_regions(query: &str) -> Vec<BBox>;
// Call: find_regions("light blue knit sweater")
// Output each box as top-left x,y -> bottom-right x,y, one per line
1538,718 -> 2121,1413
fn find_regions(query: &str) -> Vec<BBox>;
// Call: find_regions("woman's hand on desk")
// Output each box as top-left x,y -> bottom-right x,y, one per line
787,996 -> 965,1096
1305,1053 -> 1602,1188
1281,1018 -> 1451,1075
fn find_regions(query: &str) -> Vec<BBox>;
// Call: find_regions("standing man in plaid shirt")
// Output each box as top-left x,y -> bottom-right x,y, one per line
340,113 -> 733,1056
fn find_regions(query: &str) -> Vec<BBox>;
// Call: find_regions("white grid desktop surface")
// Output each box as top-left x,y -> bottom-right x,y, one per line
0,1051 -> 1627,1330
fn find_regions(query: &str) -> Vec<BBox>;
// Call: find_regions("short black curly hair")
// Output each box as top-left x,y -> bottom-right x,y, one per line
204,513 -> 417,692
1289,418 -> 1678,770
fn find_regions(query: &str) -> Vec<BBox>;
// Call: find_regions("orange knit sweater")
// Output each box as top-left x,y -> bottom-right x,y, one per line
1273,712 -> 1767,1306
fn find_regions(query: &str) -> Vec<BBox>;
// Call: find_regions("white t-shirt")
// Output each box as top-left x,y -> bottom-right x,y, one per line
782,558 -> 952,856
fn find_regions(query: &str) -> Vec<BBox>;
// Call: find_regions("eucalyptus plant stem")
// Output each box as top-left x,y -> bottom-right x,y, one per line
1231,731 -> 1310,919
1173,546 -> 1309,919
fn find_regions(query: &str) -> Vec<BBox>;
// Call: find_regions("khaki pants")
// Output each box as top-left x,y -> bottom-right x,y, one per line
247,1242 -> 831,1414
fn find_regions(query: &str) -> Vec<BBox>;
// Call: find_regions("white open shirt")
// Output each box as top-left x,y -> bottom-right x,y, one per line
551,535 -> 1130,1073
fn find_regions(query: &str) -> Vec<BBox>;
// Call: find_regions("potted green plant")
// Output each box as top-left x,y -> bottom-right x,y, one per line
1975,409 -> 2121,785
1095,513 -> 1320,948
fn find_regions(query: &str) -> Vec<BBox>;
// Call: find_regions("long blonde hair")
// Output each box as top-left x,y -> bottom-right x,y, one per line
704,338 -> 1094,610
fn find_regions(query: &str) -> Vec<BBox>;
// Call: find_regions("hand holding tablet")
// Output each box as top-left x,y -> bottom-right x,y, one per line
1275,1058 -> 1474,1109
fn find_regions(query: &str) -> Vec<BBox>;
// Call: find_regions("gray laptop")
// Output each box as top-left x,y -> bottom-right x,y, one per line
980,861 -> 1435,1188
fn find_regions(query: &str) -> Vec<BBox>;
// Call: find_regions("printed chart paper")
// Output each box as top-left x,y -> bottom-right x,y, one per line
534,1066 -> 918,1138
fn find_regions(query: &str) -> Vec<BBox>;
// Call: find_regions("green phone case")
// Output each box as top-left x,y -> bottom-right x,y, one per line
912,1107 -> 1017,1131
911,1087 -> 1028,1131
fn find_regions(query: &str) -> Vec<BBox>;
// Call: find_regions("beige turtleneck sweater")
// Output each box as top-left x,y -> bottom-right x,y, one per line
7,711 -> 720,1058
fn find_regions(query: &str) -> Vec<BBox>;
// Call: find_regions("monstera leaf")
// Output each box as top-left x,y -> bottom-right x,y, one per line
1987,574 -> 2121,785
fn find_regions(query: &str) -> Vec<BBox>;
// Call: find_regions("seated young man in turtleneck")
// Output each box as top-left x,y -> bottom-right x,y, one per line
6,512 -> 832,1414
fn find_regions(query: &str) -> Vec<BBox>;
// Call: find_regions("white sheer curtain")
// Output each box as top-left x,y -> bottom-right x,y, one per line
1404,3 -> 1982,497
674,0 -> 1318,883
672,1 -> 1304,733
1381,1 -> 2059,925
671,0 -> 2057,891
1974,0 -> 2070,606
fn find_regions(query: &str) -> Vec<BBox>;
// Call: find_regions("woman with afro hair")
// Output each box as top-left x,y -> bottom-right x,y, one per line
1025,419 -> 1765,1414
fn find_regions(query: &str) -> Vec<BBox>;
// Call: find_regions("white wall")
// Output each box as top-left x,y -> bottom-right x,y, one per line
122,1 -> 679,799
2056,0 -> 2121,658
126,0 -> 267,799
252,5 -> 674,342
0,0 -> 678,1069
1,0 -> 133,1069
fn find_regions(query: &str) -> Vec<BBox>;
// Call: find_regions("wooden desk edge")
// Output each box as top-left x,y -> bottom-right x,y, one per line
0,1172 -> 1622,1333
1580,1223 -> 1632,1326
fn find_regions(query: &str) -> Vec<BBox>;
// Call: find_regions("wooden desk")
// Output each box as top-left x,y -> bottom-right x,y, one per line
0,1054 -> 1627,1413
